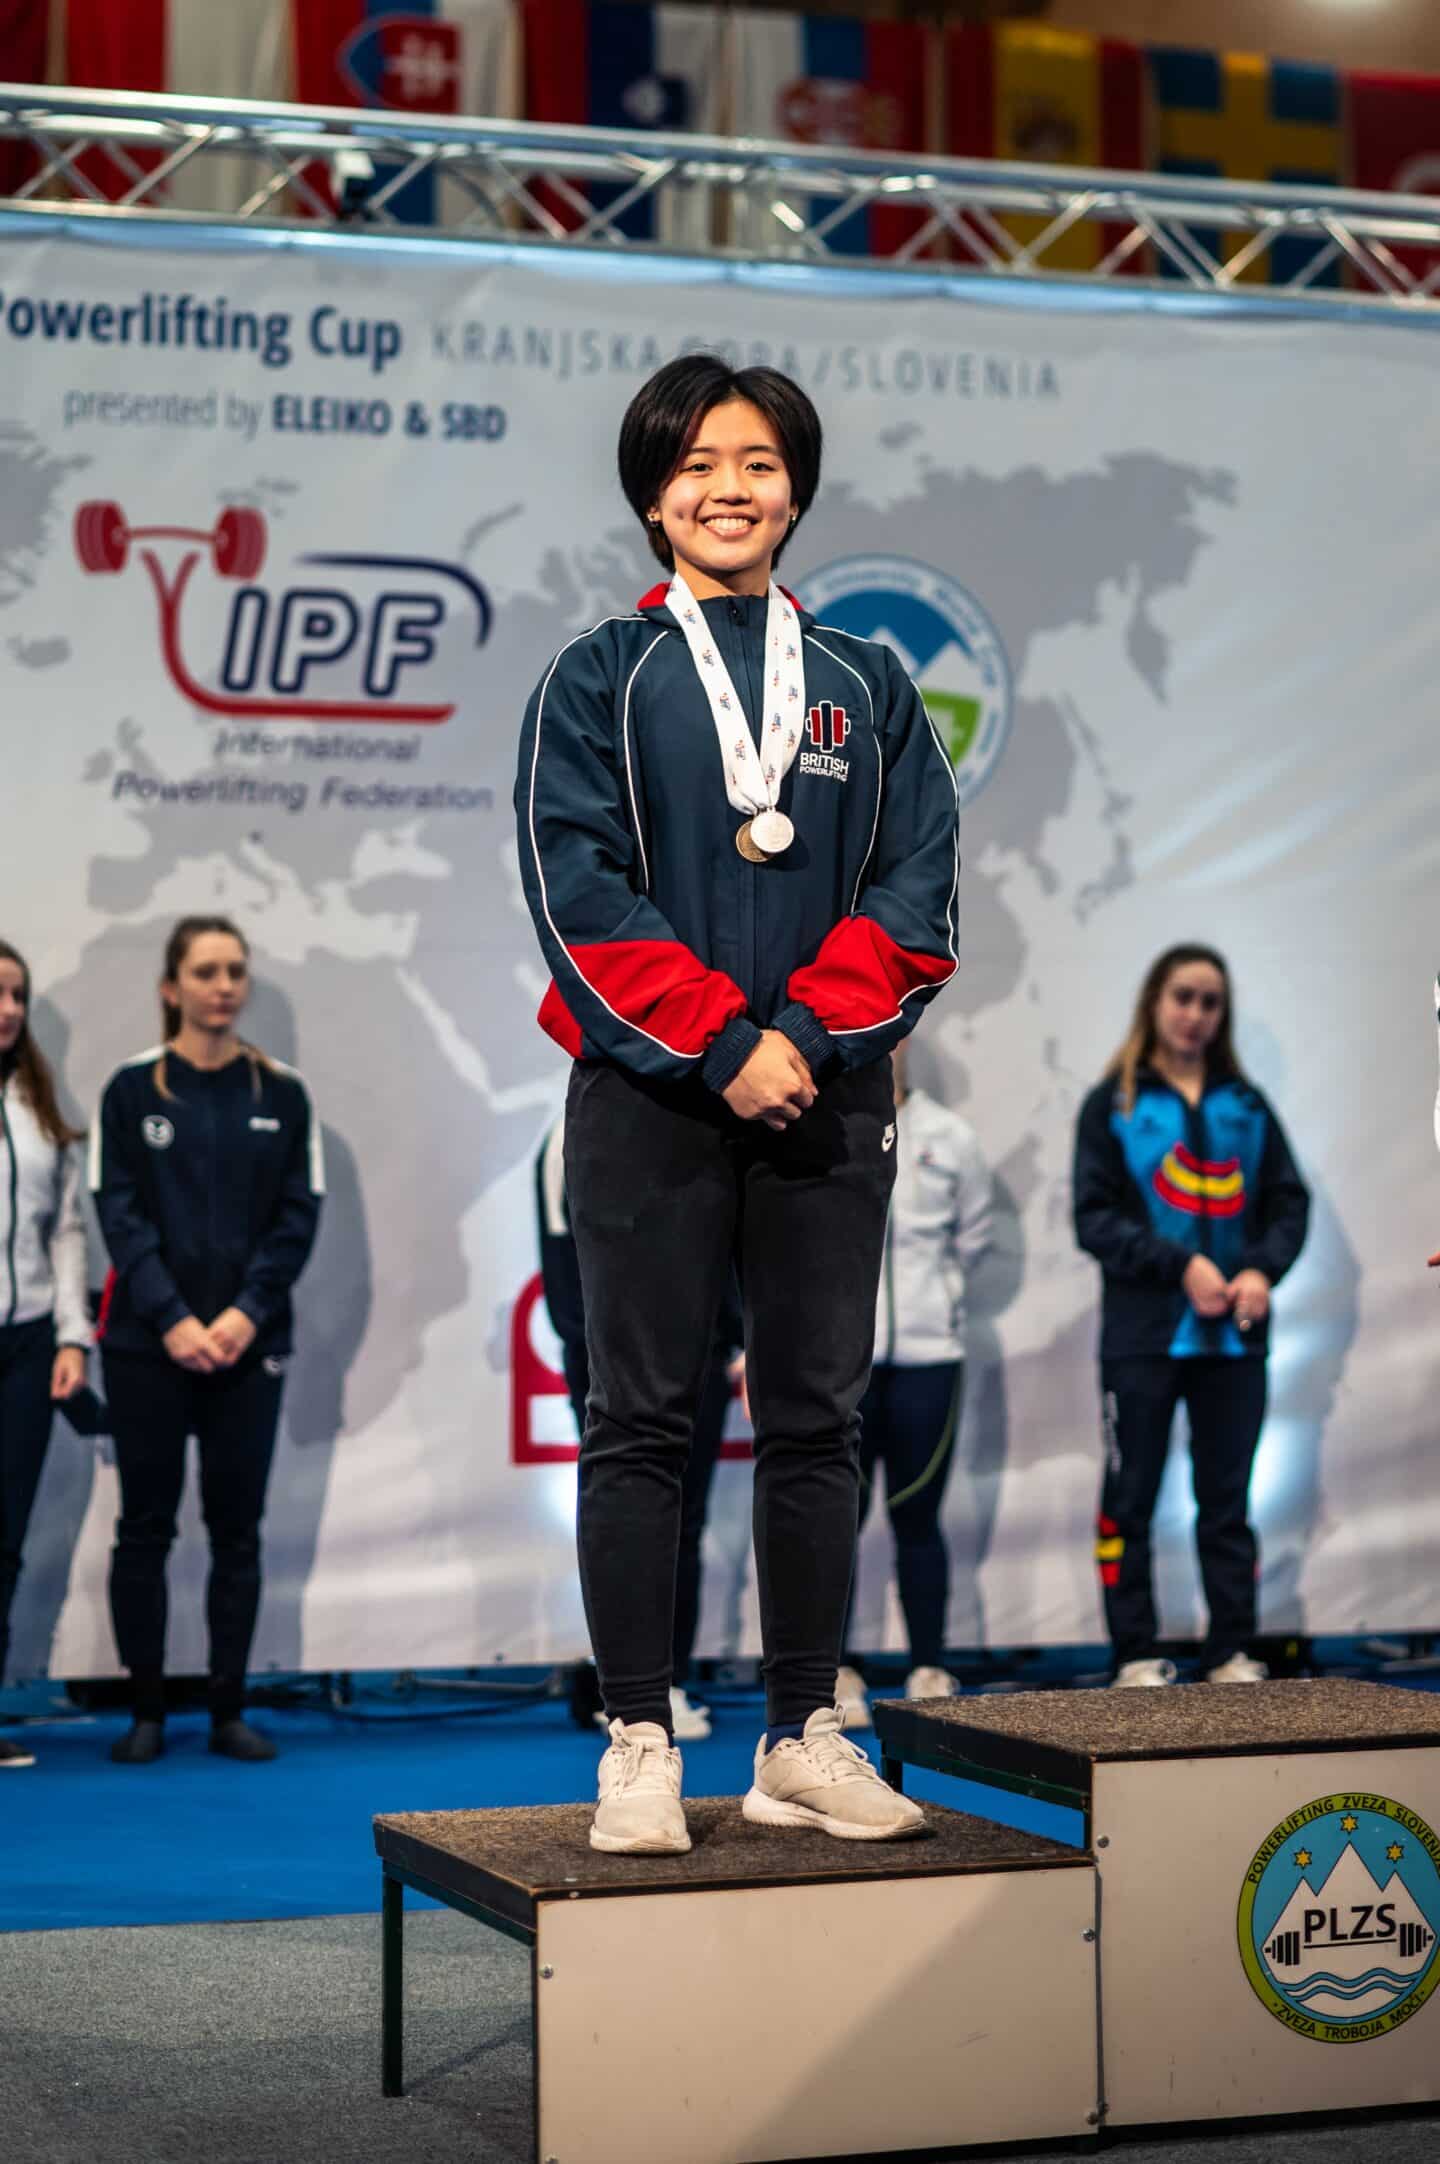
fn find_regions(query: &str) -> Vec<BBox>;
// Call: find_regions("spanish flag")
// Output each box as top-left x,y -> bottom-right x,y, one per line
1153,1145 -> 1245,1219
1148,47 -> 1342,285
946,25 -> 1145,272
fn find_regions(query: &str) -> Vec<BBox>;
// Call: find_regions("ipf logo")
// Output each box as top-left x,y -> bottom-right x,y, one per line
1238,1795 -> 1440,2043
73,500 -> 489,726
801,555 -> 1011,809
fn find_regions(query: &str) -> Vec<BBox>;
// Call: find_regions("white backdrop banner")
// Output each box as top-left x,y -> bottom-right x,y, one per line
2,220 -> 1437,1677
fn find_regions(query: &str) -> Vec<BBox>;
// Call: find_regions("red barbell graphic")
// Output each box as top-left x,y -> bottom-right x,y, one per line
74,500 -> 267,582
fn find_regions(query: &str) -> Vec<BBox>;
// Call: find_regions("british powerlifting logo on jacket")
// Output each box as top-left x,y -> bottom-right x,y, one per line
800,698 -> 851,780
72,500 -> 490,725
1238,1796 -> 1440,2043
801,554 -> 1011,808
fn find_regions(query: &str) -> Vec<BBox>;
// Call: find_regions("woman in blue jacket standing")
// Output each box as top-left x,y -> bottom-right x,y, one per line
1073,944 -> 1309,1688
515,355 -> 959,1852
91,916 -> 323,1764
0,941 -> 91,1768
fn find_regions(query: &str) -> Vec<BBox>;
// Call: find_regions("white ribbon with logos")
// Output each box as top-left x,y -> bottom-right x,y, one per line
1,220 -> 1437,1678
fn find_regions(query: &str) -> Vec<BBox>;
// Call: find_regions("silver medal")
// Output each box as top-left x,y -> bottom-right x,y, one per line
749,809 -> 794,856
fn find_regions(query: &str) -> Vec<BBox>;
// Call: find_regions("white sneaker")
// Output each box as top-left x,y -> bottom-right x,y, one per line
591,1719 -> 691,1854
743,1705 -> 926,1842
1112,1657 -> 1178,1688
669,1686 -> 712,1741
1207,1652 -> 1269,1684
905,1665 -> 957,1701
834,1664 -> 871,1731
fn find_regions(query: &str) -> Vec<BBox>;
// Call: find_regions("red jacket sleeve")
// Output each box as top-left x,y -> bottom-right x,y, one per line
774,643 -> 959,1075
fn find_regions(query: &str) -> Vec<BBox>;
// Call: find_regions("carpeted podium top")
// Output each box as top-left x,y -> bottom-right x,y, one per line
871,1679 -> 1440,1805
373,1797 -> 1086,1931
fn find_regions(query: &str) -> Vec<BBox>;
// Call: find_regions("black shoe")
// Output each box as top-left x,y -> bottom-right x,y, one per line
0,1733 -> 36,1768
110,1719 -> 165,1765
209,1717 -> 276,1763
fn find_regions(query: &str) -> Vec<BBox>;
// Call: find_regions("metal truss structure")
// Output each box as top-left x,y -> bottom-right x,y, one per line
6,79 -> 1440,306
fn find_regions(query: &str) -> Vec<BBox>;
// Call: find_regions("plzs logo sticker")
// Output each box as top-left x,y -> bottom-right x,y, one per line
1238,1794 -> 1440,2043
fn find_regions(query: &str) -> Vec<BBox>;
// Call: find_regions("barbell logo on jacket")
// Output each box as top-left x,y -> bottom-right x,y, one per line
807,698 -> 850,753
141,1116 -> 174,1151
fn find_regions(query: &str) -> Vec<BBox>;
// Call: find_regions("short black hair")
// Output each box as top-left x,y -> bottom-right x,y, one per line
617,354 -> 823,570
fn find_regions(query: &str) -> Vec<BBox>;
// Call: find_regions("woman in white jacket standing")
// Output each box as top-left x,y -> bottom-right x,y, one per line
0,941 -> 90,1767
838,1043 -> 993,1727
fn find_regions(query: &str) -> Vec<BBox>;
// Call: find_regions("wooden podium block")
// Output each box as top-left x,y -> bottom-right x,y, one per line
874,1679 -> 1440,2132
375,1797 -> 1099,2164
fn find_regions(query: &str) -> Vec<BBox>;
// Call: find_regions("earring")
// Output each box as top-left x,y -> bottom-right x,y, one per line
647,513 -> 661,526
789,507 -> 798,522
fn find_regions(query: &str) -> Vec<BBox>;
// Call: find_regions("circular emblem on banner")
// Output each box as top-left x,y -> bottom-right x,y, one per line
1238,1794 -> 1440,2044
141,1115 -> 175,1151
800,555 -> 1012,809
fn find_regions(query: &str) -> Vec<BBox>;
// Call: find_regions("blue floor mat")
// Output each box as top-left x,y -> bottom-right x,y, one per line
1,1694 -> 1082,1933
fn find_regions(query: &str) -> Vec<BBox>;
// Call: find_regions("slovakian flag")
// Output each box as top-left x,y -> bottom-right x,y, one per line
64,0 -> 291,209
294,0 -> 519,225
1148,47 -> 1343,287
0,0 -> 50,199
1349,72 -> 1440,286
523,0 -> 724,246
731,12 -> 930,259
945,25 -> 1144,272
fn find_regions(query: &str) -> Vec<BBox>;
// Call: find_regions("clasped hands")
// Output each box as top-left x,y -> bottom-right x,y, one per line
721,1029 -> 816,1132
1182,1255 -> 1271,1333
161,1308 -> 258,1374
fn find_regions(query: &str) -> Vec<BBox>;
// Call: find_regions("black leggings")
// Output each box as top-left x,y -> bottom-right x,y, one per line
103,1351 -> 284,1720
0,1317 -> 56,1683
847,1359 -> 964,1672
563,1334 -> 728,1688
565,1058 -> 895,1732
1097,1354 -> 1268,1668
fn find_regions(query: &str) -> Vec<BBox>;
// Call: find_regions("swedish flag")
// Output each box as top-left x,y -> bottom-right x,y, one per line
1148,48 -> 1342,286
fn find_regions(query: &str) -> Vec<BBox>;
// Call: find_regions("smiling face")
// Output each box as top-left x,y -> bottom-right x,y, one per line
163,931 -> 250,1039
0,956 -> 26,1059
651,398 -> 795,598
1152,958 -> 1227,1064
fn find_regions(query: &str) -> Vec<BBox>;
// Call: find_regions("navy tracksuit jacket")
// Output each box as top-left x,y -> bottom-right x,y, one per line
90,1048 -> 324,1361
1073,1067 -> 1310,1361
515,584 -> 960,1087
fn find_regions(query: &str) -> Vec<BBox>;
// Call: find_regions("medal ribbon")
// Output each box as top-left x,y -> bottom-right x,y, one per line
665,571 -> 806,820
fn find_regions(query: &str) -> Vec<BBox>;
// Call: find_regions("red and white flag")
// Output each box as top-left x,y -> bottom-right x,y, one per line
64,0 -> 291,209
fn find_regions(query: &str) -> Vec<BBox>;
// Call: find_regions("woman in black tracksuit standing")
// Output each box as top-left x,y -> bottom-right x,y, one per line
1073,944 -> 1309,1688
91,915 -> 323,1764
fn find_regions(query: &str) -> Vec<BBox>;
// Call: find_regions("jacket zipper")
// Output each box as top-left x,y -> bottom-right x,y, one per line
0,1083 -> 17,1327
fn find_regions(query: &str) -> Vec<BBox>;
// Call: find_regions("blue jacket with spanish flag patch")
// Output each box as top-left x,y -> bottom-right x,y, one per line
1073,1067 -> 1309,1360
515,585 -> 960,1088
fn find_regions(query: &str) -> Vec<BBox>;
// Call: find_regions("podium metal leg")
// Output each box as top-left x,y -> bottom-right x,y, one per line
382,1870 -> 404,2096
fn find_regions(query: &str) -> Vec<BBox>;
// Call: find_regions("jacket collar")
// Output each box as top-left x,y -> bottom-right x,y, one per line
637,581 -> 815,630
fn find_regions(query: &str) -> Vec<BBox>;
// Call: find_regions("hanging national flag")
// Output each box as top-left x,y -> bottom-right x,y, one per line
945,25 -> 1144,272
1148,48 -> 1342,287
0,0 -> 50,200
294,0 -> 519,226
731,12 -> 930,259
1349,72 -> 1440,288
64,0 -> 291,210
522,0 -> 724,246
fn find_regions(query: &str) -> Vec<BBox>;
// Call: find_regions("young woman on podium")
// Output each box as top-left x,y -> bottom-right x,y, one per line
0,941 -> 92,1768
1073,944 -> 1309,1689
515,355 -> 960,1852
91,916 -> 323,1765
